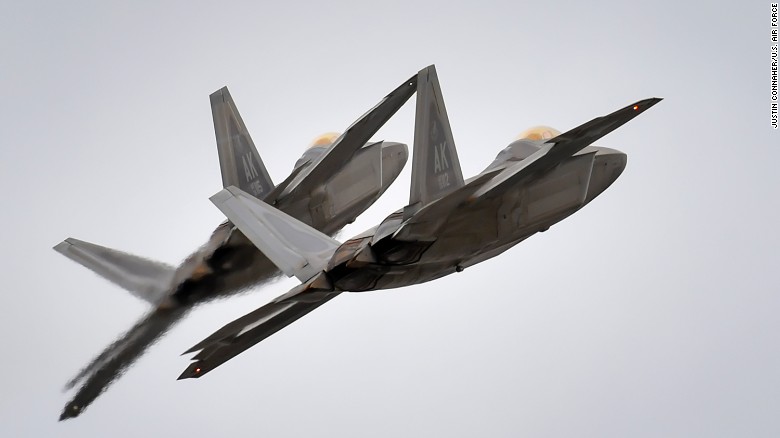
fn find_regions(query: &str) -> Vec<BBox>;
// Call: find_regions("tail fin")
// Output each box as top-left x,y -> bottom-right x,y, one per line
210,186 -> 341,282
53,238 -> 174,304
408,65 -> 464,211
210,87 -> 274,199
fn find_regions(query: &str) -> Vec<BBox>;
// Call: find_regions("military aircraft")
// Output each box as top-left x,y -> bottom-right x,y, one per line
178,64 -> 661,380
55,75 -> 417,420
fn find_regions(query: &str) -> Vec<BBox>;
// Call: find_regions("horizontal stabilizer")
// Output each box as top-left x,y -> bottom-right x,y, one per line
275,73 -> 418,200
53,238 -> 174,304
210,186 -> 341,282
211,87 -> 274,199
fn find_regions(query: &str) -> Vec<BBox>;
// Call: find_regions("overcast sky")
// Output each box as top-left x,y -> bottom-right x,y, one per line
2,1 -> 777,437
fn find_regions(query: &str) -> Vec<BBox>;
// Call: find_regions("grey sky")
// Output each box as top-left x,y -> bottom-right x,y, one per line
1,1 -> 777,437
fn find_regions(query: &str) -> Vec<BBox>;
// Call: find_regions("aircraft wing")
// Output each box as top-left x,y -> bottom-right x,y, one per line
274,73 -> 418,200
474,98 -> 662,199
60,306 -> 188,420
391,170 -> 503,242
543,97 -> 661,160
53,238 -> 174,305
179,276 -> 339,379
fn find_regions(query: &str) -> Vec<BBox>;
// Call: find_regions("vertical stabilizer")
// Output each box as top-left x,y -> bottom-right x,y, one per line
408,65 -> 464,210
211,87 -> 274,199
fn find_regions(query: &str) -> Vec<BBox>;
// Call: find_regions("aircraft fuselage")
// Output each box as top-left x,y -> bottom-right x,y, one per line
328,145 -> 626,293
168,141 -> 408,305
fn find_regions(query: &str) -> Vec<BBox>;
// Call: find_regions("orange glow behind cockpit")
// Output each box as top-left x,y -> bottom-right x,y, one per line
309,132 -> 340,148
516,126 -> 561,141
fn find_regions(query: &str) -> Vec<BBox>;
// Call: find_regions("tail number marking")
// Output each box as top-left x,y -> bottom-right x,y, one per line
433,142 -> 451,189
242,153 -> 259,181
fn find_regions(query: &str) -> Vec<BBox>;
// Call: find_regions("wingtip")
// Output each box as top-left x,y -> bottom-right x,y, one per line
385,70 -> 419,99
407,72 -> 419,87
626,97 -> 663,115
177,363 -> 205,380
59,404 -> 82,421
638,97 -> 663,107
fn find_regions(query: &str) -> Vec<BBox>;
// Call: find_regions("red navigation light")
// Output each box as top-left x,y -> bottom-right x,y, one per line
633,105 -> 639,111
194,367 -> 201,374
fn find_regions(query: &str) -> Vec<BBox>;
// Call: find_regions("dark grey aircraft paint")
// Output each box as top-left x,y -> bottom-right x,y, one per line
409,66 -> 463,210
227,115 -> 273,197
178,65 -> 662,381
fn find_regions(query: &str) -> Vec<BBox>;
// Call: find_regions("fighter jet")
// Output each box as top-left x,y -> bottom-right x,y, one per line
178,64 -> 661,380
55,74 -> 417,420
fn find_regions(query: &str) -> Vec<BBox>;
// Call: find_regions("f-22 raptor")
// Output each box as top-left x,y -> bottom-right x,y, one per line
55,75 -> 417,420
179,65 -> 661,379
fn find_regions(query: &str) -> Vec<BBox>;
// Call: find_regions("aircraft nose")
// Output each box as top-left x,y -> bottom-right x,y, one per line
584,147 -> 627,204
380,142 -> 409,187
